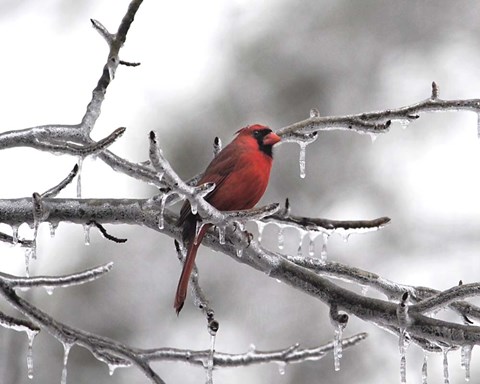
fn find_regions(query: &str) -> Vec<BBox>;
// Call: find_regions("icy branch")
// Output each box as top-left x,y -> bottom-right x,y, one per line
0,263 -> 113,290
277,81 -> 480,137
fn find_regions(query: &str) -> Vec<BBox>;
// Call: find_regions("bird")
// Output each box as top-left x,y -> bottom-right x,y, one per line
174,124 -> 281,314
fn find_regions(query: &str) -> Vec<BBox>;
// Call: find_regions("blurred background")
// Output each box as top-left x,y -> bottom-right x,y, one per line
1,0 -> 480,383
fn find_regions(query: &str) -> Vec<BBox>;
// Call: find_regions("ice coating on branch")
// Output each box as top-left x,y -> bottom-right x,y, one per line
461,345 -> 473,382
194,221 -> 204,245
442,348 -> 450,384
158,192 -> 170,230
76,158 -> 83,198
361,285 -> 369,296
422,353 -> 428,384
25,329 -> 38,380
60,342 -> 73,384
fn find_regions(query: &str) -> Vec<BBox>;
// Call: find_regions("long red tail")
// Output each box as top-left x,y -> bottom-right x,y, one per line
174,225 -> 209,314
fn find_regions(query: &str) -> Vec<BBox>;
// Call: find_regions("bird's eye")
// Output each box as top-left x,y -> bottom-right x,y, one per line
253,130 -> 260,137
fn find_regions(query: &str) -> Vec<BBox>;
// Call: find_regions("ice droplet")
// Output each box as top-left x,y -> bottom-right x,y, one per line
277,225 -> 285,250
256,221 -> 266,244
320,232 -> 329,262
421,353 -> 428,384
236,248 -> 243,258
44,286 -> 55,295
83,224 -> 91,246
277,362 -> 287,375
76,158 -> 83,199
108,364 -> 117,376
333,325 -> 343,371
461,345 -> 472,382
395,119 -> 410,130
310,108 -> 320,118
12,225 -> 19,245
298,142 -> 307,179
26,329 -> 38,380
60,342 -> 73,384
361,285 -> 369,296
442,348 -> 450,384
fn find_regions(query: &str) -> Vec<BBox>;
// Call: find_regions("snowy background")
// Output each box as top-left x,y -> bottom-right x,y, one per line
1,0 -> 480,383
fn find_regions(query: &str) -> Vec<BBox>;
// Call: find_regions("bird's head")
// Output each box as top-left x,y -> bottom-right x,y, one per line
236,124 -> 281,157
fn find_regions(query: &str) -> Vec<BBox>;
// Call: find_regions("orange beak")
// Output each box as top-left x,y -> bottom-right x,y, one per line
263,131 -> 281,146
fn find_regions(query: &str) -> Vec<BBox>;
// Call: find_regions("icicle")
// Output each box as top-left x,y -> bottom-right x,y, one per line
298,141 -> 307,179
442,348 -> 450,384
477,113 -> 480,139
60,342 -> 73,384
49,222 -> 58,238
367,132 -> 378,143
206,332 -> 216,384
297,230 -> 306,256
12,225 -> 19,245
308,232 -> 320,256
256,221 -> 266,243
108,364 -> 117,376
461,345 -> 473,382
24,248 -> 33,277
76,158 -> 83,198
25,329 -> 38,380
421,353 -> 428,384
396,119 -> 410,130
83,224 -> 91,246
44,286 -> 55,295
190,200 -> 198,215
398,329 -> 411,384
158,193 -> 169,230
217,225 -> 226,245
277,362 -> 286,375
194,221 -> 204,245
320,232 -> 329,262
236,248 -> 243,258
277,225 -> 285,250
333,324 -> 344,371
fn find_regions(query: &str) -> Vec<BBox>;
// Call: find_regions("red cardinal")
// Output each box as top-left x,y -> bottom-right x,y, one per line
175,124 -> 281,314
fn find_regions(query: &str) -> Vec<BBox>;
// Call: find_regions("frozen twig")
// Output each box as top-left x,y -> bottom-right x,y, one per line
277,81 -> 480,137
41,164 -> 79,198
0,262 -> 113,289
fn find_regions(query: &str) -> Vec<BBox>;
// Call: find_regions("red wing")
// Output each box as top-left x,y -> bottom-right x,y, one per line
177,148 -> 238,226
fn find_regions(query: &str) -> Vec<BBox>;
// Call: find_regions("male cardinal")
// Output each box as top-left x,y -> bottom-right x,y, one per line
175,124 -> 281,314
